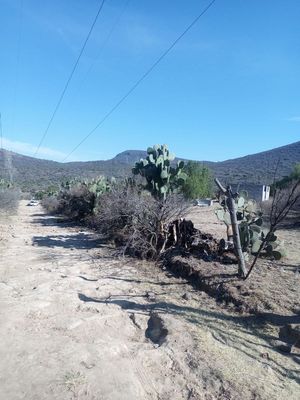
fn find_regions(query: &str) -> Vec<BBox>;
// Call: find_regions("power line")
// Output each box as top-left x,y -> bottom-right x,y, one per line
77,0 -> 131,93
34,0 -> 106,157
63,0 -> 217,162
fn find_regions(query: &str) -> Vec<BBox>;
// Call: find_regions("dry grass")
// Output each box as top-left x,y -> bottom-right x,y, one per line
0,188 -> 20,214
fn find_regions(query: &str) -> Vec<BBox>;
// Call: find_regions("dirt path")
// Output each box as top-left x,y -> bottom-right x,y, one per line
0,201 -> 300,400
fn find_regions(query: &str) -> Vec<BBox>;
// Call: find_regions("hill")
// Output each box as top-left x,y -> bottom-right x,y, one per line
0,141 -> 299,192
206,140 -> 300,185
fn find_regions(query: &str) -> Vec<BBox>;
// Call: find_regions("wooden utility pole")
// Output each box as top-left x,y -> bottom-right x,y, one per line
215,178 -> 248,278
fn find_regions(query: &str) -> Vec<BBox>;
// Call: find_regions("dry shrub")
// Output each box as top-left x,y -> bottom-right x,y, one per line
42,195 -> 61,214
0,188 -> 20,214
93,184 -> 189,259
262,181 -> 300,224
43,184 -> 96,220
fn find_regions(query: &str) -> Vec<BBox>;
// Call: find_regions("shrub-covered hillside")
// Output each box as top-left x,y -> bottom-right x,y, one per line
0,140 -> 299,191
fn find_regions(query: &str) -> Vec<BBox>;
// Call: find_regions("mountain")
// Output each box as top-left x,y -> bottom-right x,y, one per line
0,141 -> 299,192
204,140 -> 300,185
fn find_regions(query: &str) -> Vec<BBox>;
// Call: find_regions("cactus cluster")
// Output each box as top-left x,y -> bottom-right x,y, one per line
61,178 -> 80,190
216,191 -> 285,260
61,176 -> 113,198
132,144 -> 187,199
86,177 -> 114,198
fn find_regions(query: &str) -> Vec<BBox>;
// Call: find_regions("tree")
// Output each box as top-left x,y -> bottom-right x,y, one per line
182,162 -> 213,200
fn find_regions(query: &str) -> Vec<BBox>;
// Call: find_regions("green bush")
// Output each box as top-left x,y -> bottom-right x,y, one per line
273,163 -> 300,191
182,162 -> 213,200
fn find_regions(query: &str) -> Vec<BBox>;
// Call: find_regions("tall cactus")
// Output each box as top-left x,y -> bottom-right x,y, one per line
132,144 -> 187,199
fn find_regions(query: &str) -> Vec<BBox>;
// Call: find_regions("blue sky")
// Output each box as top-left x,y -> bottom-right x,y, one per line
1,0 -> 300,162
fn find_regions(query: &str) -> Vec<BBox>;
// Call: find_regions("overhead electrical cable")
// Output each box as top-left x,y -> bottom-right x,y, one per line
34,0 -> 106,156
77,0 -> 131,92
62,0 -> 217,162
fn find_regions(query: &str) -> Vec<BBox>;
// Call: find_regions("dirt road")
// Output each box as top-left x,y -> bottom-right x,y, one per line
0,202 -> 299,399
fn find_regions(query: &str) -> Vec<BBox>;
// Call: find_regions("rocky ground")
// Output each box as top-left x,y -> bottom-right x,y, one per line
0,201 -> 299,399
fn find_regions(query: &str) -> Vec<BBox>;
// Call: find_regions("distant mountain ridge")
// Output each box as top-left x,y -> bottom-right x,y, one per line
0,141 -> 299,191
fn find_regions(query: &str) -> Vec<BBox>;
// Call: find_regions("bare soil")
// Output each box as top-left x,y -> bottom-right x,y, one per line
0,201 -> 300,399
183,206 -> 300,314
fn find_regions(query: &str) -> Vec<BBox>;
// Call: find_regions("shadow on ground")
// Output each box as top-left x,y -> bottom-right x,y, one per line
278,210 -> 300,229
101,275 -> 189,287
78,292 -> 300,384
31,215 -> 77,228
32,233 -> 105,250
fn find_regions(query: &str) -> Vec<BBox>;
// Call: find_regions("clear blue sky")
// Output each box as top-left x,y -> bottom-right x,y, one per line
1,0 -> 300,162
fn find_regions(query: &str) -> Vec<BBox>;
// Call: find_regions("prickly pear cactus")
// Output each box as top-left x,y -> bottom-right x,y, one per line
87,177 -> 112,198
132,144 -> 187,199
216,191 -> 285,260
60,176 -> 113,197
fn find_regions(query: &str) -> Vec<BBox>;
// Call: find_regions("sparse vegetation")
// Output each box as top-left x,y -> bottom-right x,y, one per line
93,182 -> 189,259
216,189 -> 283,259
40,144 -> 300,284
215,167 -> 300,279
2,141 -> 300,192
0,188 -> 20,213
43,145 -> 190,259
42,176 -> 112,220
0,179 -> 20,213
245,168 -> 300,279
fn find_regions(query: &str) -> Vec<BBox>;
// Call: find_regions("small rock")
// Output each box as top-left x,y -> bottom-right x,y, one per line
182,292 -> 192,301
60,274 -> 67,278
146,291 -> 156,302
260,352 -> 270,360
32,286 -> 37,290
